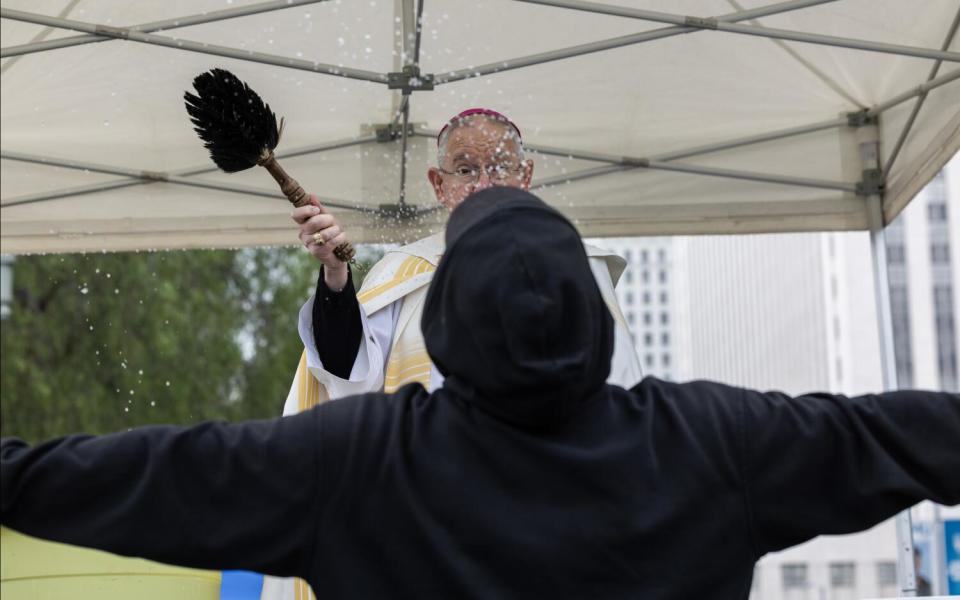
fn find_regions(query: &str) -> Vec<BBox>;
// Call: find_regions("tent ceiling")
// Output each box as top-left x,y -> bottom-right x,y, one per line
1,0 -> 958,253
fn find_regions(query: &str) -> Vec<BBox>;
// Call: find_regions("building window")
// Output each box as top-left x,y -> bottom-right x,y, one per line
934,285 -> 958,391
658,269 -> 667,283
781,563 -> 808,590
876,562 -> 897,588
643,312 -> 651,325
624,270 -> 633,284
627,312 -> 635,326
830,562 -> 855,588
643,292 -> 650,305
626,292 -> 634,305
931,243 -> 951,264
660,312 -> 669,325
928,202 -> 948,222
642,270 -> 649,283
926,172 -> 947,203
645,354 -> 654,367
659,291 -> 668,304
625,249 -> 633,263
662,353 -> 671,367
890,286 -> 914,388
657,248 -> 666,263
661,332 -> 670,345
888,244 -> 905,264
641,249 -> 648,263
644,333 -> 653,347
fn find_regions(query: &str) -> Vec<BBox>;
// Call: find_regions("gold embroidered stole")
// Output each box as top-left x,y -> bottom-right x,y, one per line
295,350 -> 328,412
356,253 -> 437,392
381,284 -> 432,392
356,254 -> 435,309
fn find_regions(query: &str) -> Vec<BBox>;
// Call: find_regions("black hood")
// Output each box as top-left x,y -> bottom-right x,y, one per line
422,187 -> 613,429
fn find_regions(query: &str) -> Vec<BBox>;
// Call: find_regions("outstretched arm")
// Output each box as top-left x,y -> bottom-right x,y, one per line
1,409 -> 324,579
741,388 -> 960,555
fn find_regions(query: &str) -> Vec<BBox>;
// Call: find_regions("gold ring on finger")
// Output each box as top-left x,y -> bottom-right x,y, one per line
312,232 -> 325,246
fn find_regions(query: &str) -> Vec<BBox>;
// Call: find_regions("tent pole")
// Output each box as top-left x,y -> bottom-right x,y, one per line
646,160 -> 855,192
869,69 -> 960,116
401,0 -> 418,64
932,503 -> 946,594
396,0 -> 424,207
0,0 -> 330,58
398,96 -> 411,206
274,135 -> 382,160
529,162 -> 853,193
516,129 -> 844,164
518,0 -> 960,63
0,151 -> 373,212
434,0 -> 835,83
415,128 -> 856,192
650,119 -> 845,161
871,192 -> 918,598
860,124 -> 917,598
2,181 -> 154,208
882,8 -> 960,177
532,165 -> 632,190
521,147 -> 855,192
0,136 -> 378,208
432,63 -> 960,164
416,115 -> 847,164
0,8 -> 388,83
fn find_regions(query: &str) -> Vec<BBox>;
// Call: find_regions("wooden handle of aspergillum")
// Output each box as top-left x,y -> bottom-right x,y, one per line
258,153 -> 356,263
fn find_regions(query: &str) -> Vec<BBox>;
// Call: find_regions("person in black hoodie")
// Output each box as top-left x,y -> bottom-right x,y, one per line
2,187 -> 959,600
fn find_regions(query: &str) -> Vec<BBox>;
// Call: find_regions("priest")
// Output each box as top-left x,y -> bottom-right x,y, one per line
283,110 -> 642,415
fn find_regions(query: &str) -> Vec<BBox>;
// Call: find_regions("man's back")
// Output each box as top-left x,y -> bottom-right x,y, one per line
267,371 -> 958,599
309,378 -> 753,599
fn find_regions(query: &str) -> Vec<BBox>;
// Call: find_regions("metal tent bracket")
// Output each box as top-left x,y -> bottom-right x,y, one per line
375,123 -> 417,143
846,110 -> 878,128
387,66 -> 435,93
855,168 -> 885,197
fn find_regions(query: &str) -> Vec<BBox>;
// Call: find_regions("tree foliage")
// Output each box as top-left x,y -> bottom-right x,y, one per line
0,246 -> 381,443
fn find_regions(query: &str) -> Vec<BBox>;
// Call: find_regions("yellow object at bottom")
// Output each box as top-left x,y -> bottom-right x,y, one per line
1,527 -> 220,600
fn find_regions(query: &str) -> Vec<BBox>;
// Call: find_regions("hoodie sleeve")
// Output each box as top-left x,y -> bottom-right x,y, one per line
740,388 -> 960,556
0,409 -> 324,578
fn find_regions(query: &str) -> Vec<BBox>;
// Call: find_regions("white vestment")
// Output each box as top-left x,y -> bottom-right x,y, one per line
260,232 -> 642,600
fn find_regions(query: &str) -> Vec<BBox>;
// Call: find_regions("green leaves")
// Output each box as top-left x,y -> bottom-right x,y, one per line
0,246 -> 382,442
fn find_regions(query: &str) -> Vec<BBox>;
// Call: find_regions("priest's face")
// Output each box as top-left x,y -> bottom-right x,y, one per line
427,118 -> 534,212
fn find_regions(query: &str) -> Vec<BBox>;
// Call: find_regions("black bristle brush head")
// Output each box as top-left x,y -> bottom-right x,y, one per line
184,68 -> 280,173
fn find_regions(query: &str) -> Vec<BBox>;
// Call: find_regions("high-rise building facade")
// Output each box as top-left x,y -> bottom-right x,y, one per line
593,155 -> 959,598
887,168 -> 960,393
601,238 -> 680,381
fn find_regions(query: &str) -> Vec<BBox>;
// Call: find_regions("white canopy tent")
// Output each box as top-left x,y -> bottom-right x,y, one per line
1,0 -> 957,253
1,0 -> 958,595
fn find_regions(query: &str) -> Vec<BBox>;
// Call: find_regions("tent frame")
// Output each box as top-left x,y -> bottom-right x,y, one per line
2,0 -> 958,217
4,1 -> 960,593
